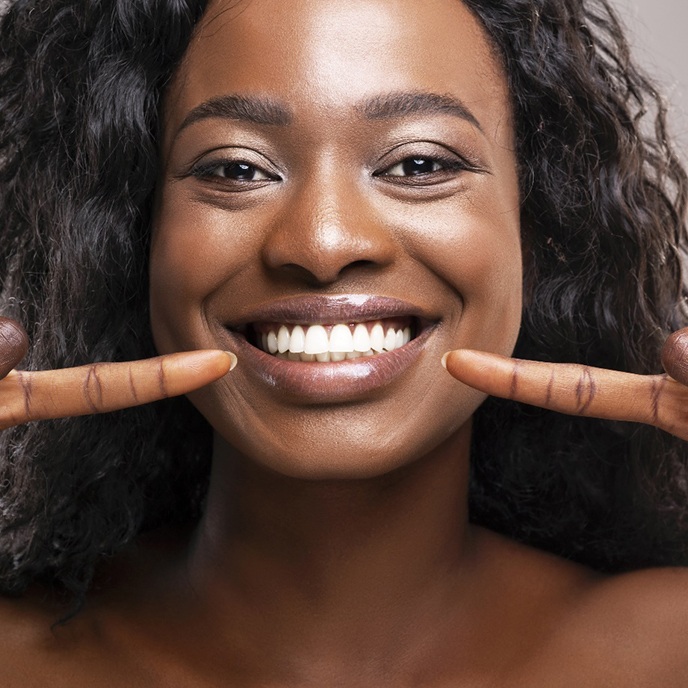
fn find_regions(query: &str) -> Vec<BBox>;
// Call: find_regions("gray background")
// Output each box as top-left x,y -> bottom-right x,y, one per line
611,0 -> 688,158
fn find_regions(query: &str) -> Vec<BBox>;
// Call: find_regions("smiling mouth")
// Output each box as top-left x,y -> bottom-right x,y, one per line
238,317 -> 417,362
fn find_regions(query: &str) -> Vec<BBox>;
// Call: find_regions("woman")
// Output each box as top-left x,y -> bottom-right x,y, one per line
1,0 -> 688,684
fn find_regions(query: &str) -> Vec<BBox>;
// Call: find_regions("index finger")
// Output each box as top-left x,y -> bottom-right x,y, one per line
0,350 -> 236,430
443,350 -> 688,441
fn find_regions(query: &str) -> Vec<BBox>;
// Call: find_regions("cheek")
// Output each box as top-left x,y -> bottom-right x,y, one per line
149,191 -> 254,353
444,201 -> 522,353
380,187 -> 523,354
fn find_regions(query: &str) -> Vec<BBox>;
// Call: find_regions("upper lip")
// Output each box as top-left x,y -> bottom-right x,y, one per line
224,294 -> 438,329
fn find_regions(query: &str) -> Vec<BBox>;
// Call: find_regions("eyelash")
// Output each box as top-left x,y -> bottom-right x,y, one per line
188,160 -> 278,184
375,154 -> 470,183
187,153 -> 472,187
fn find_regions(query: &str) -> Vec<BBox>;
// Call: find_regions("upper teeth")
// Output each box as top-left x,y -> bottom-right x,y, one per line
259,322 -> 412,361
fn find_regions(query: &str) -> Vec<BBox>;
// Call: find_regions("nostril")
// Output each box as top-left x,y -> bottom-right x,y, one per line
346,260 -> 377,271
280,260 -> 377,286
277,263 -> 326,285
274,260 -> 379,286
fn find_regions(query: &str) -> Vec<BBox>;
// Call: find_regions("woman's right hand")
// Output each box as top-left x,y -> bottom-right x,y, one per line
0,318 -> 236,430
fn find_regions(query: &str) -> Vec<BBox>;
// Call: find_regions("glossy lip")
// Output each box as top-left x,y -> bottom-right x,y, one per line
224,294 -> 436,327
220,295 -> 440,404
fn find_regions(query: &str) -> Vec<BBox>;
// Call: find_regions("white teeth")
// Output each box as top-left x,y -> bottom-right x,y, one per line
383,328 -> 396,351
277,325 -> 290,353
329,324 -> 354,353
304,325 -> 329,354
258,321 -> 415,360
289,325 -> 305,353
352,323 -> 371,352
370,322 -> 385,352
267,331 -> 278,354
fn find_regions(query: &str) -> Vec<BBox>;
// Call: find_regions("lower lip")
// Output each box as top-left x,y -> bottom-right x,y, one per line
224,326 -> 435,403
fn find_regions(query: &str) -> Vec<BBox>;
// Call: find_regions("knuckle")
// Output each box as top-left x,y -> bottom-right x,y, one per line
0,373 -> 32,427
83,365 -> 104,413
128,366 -> 140,404
648,376 -> 666,426
157,358 -> 169,398
18,372 -> 33,420
508,360 -> 521,399
545,369 -> 555,406
574,367 -> 597,414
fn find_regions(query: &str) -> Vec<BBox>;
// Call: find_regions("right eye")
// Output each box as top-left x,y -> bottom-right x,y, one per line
191,160 -> 274,182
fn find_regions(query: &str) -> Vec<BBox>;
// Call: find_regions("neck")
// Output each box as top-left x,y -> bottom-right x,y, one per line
182,424 -> 475,676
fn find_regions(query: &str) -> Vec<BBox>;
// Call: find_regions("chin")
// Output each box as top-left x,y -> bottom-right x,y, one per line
206,397 -> 476,482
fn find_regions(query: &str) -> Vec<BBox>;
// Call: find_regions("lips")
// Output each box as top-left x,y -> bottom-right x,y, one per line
222,295 -> 438,403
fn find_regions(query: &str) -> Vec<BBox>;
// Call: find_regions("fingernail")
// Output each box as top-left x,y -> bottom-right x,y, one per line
441,352 -> 450,370
225,351 -> 238,371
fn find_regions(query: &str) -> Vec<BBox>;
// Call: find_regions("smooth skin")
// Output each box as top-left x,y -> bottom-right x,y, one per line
1,1 -> 688,686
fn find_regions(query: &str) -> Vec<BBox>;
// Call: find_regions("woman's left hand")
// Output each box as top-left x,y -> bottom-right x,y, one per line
442,328 -> 688,441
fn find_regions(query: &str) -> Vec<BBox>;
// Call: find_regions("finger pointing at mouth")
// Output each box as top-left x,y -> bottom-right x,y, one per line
442,349 -> 688,441
0,350 -> 236,430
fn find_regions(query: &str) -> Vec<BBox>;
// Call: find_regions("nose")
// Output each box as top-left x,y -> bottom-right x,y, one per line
261,172 -> 396,285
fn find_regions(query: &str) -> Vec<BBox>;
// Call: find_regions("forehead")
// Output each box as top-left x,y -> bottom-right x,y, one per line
164,0 -> 511,146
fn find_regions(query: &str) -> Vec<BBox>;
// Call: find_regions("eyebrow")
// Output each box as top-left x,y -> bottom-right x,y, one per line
178,94 -> 293,132
176,90 -> 482,135
361,91 -> 483,131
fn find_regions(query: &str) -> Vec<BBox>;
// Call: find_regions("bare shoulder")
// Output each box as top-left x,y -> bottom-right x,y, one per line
0,529 -> 193,687
577,566 -> 688,648
0,592 -> 154,688
0,589 -> 75,684
0,544 -> 170,687
588,564 -> 688,617
546,564 -> 688,685
474,528 -> 688,686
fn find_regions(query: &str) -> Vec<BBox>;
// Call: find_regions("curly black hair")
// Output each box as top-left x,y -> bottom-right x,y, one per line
465,0 -> 688,571
0,0 -> 686,611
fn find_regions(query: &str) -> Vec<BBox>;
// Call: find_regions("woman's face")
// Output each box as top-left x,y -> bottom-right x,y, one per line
151,0 -> 522,479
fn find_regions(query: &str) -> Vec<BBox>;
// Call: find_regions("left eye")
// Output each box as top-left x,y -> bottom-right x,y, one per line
204,161 -> 272,181
383,157 -> 445,177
